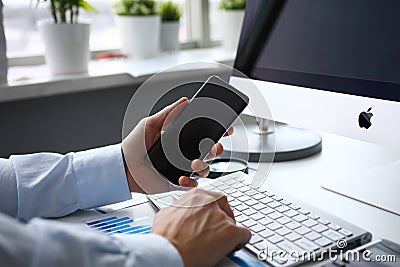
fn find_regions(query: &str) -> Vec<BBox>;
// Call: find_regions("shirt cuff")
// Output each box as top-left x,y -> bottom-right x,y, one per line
117,233 -> 184,267
72,144 -> 131,209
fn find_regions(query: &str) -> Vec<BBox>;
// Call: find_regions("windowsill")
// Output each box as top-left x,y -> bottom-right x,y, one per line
1,47 -> 236,103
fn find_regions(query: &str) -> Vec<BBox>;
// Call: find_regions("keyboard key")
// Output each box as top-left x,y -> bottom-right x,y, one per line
229,200 -> 241,207
302,219 -> 318,228
308,214 -> 320,220
339,228 -> 353,237
259,217 -> 274,226
244,199 -> 258,206
242,219 -> 257,228
218,184 -> 231,192
286,221 -> 301,230
212,180 -> 224,187
298,209 -> 310,215
267,201 -> 281,209
281,200 -> 292,205
237,186 -> 251,192
224,178 -> 238,186
238,195 -> 251,202
295,238 -> 319,251
268,211 -> 283,220
275,205 -> 290,213
304,231 -> 321,241
250,224 -> 265,233
230,191 -> 244,198
266,222 -> 282,231
250,213 -> 264,221
254,240 -> 278,252
233,210 -> 241,217
284,209 -> 299,217
260,207 -> 274,215
243,208 -> 257,216
202,185 -> 215,191
277,240 -> 303,257
293,214 -> 308,222
246,189 -> 258,196
253,193 -> 265,200
277,216 -> 292,225
260,197 -> 274,204
272,195 -> 283,201
318,218 -> 330,225
286,232 -> 301,242
253,203 -> 266,211
322,230 -> 344,241
249,234 -> 263,245
295,226 -> 311,235
312,224 -> 329,233
315,237 -> 332,247
268,234 -> 284,244
235,214 -> 248,223
328,224 -> 341,231
259,228 -> 275,238
276,226 -> 291,236
235,204 -> 248,212
289,204 -> 301,210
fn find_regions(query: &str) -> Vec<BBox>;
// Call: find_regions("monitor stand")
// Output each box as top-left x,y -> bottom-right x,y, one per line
322,160 -> 400,216
220,115 -> 322,162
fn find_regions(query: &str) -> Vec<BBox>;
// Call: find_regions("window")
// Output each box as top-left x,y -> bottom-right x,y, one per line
3,0 -> 225,64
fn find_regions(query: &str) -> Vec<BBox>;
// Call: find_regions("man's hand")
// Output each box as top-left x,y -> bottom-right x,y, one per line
151,188 -> 251,267
122,97 -> 233,194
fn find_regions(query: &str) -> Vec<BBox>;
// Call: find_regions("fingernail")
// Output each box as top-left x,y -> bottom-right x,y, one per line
183,177 -> 190,185
200,162 -> 208,170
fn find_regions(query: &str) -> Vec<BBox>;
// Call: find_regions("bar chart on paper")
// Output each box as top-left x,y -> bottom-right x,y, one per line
87,215 -> 152,235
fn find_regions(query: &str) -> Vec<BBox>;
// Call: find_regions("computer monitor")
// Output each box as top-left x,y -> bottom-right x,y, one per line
230,0 -> 400,215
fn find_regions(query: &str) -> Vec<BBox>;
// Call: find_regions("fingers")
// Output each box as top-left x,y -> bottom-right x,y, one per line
204,143 -> 223,161
191,159 -> 209,178
148,97 -> 189,129
224,126 -> 234,137
232,226 -> 252,248
178,176 -> 198,187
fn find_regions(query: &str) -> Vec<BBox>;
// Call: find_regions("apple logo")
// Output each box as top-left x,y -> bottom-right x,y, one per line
358,107 -> 373,129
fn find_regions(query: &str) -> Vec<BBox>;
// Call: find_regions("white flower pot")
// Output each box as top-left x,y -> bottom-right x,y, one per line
161,21 -> 180,52
221,10 -> 245,51
38,22 -> 90,75
116,15 -> 160,58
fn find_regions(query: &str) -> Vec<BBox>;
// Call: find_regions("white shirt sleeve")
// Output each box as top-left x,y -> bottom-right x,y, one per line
0,144 -> 184,267
7,144 -> 131,221
0,213 -> 183,267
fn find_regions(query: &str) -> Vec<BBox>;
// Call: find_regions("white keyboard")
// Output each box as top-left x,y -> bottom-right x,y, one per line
149,172 -> 372,267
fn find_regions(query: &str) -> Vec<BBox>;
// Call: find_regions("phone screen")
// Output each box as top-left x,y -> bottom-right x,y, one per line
147,76 -> 249,185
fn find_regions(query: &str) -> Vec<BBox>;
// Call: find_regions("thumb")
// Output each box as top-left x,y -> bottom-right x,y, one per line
233,225 -> 252,248
148,97 -> 189,129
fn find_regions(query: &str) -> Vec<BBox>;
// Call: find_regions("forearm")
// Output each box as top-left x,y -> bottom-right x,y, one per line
0,144 -> 131,221
0,213 -> 183,267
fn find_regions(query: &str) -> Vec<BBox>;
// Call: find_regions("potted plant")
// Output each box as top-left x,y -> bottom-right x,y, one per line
36,0 -> 95,75
160,1 -> 181,52
114,0 -> 160,58
219,0 -> 247,50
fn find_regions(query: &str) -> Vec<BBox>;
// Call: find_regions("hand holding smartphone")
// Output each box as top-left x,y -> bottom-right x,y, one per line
147,76 -> 249,185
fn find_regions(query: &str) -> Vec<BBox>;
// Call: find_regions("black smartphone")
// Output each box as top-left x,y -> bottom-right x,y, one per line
147,76 -> 249,185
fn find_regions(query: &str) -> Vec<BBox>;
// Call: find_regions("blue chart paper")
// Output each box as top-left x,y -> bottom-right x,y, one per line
87,215 -> 151,235
227,251 -> 265,267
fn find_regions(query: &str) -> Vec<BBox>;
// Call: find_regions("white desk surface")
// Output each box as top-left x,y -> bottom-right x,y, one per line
252,131 -> 400,244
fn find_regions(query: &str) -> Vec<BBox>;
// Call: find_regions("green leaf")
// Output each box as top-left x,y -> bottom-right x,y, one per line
80,0 -> 97,13
219,0 -> 247,10
114,0 -> 158,16
160,1 -> 181,21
